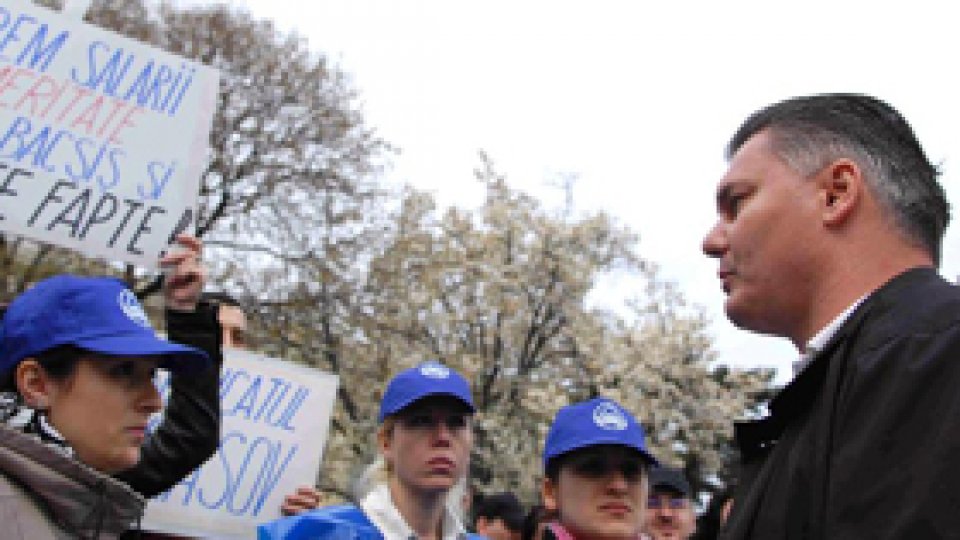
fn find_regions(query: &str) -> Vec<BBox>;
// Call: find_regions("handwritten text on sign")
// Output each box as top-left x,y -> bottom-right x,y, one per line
0,1 -> 218,267
143,350 -> 339,540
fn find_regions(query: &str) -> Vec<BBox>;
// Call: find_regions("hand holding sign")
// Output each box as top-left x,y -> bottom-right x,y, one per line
161,234 -> 204,312
281,486 -> 323,516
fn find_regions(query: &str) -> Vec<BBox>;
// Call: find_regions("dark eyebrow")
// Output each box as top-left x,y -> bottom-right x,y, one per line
716,180 -> 754,210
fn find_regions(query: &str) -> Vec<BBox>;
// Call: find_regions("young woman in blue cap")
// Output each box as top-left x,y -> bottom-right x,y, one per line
0,238 -> 214,539
259,361 -> 481,540
540,397 -> 659,540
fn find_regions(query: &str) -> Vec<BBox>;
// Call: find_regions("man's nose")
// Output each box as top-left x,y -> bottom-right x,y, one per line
702,220 -> 727,258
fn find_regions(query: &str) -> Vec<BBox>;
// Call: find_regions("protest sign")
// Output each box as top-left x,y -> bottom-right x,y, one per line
143,350 -> 339,539
0,0 -> 218,267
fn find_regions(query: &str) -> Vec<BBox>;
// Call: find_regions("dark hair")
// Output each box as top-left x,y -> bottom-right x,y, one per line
521,504 -> 556,540
728,93 -> 949,265
0,345 -> 85,393
545,452 -> 565,482
474,491 -> 525,532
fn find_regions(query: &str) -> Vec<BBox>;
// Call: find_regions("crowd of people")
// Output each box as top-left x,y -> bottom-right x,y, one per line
3,91 -> 960,539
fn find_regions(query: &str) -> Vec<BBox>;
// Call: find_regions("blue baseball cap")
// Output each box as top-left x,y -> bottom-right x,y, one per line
378,361 -> 475,422
543,397 -> 658,469
0,275 -> 210,375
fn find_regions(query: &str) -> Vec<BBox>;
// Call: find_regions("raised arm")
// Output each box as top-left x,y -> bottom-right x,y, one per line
114,235 -> 224,497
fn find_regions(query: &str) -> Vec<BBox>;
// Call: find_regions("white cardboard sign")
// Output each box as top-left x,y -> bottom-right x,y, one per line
143,350 -> 340,539
0,0 -> 218,267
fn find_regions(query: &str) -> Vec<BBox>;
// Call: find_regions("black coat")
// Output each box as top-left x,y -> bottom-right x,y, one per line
723,268 -> 960,539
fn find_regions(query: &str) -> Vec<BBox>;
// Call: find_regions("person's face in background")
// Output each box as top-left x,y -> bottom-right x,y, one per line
380,396 -> 474,494
542,445 -> 648,539
645,490 -> 696,540
217,304 -> 248,349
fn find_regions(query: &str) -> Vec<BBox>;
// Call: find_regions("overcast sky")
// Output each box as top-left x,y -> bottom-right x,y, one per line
233,0 -> 959,383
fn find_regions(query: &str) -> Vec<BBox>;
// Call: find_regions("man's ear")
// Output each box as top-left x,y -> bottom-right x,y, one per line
15,359 -> 53,409
542,477 -> 558,512
817,159 -> 863,226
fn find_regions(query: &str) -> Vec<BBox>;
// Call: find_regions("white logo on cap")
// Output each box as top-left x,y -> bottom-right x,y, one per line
419,363 -> 450,379
593,401 -> 629,431
118,290 -> 151,328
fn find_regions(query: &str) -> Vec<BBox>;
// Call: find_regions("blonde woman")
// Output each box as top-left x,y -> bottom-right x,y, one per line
259,361 -> 482,540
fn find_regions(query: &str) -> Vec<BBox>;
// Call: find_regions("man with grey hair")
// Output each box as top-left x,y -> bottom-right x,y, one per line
703,94 -> 959,538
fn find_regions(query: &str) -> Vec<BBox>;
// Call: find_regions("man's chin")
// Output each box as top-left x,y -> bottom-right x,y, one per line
726,300 -> 781,336
725,302 -> 756,331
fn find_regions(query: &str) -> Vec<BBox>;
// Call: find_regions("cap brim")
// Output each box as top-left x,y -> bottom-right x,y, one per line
550,438 -> 659,468
383,390 -> 475,420
74,334 -> 210,372
651,483 -> 691,497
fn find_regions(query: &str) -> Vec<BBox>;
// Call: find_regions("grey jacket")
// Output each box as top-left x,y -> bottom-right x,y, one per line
0,424 -> 145,539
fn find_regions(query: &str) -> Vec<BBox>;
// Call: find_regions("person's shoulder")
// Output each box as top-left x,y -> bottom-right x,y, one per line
258,504 -> 382,540
861,269 -> 960,341
831,270 -> 960,384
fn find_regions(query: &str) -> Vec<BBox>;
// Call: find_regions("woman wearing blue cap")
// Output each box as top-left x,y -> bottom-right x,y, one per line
0,238 -> 215,539
259,361 -> 481,540
539,397 -> 659,540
